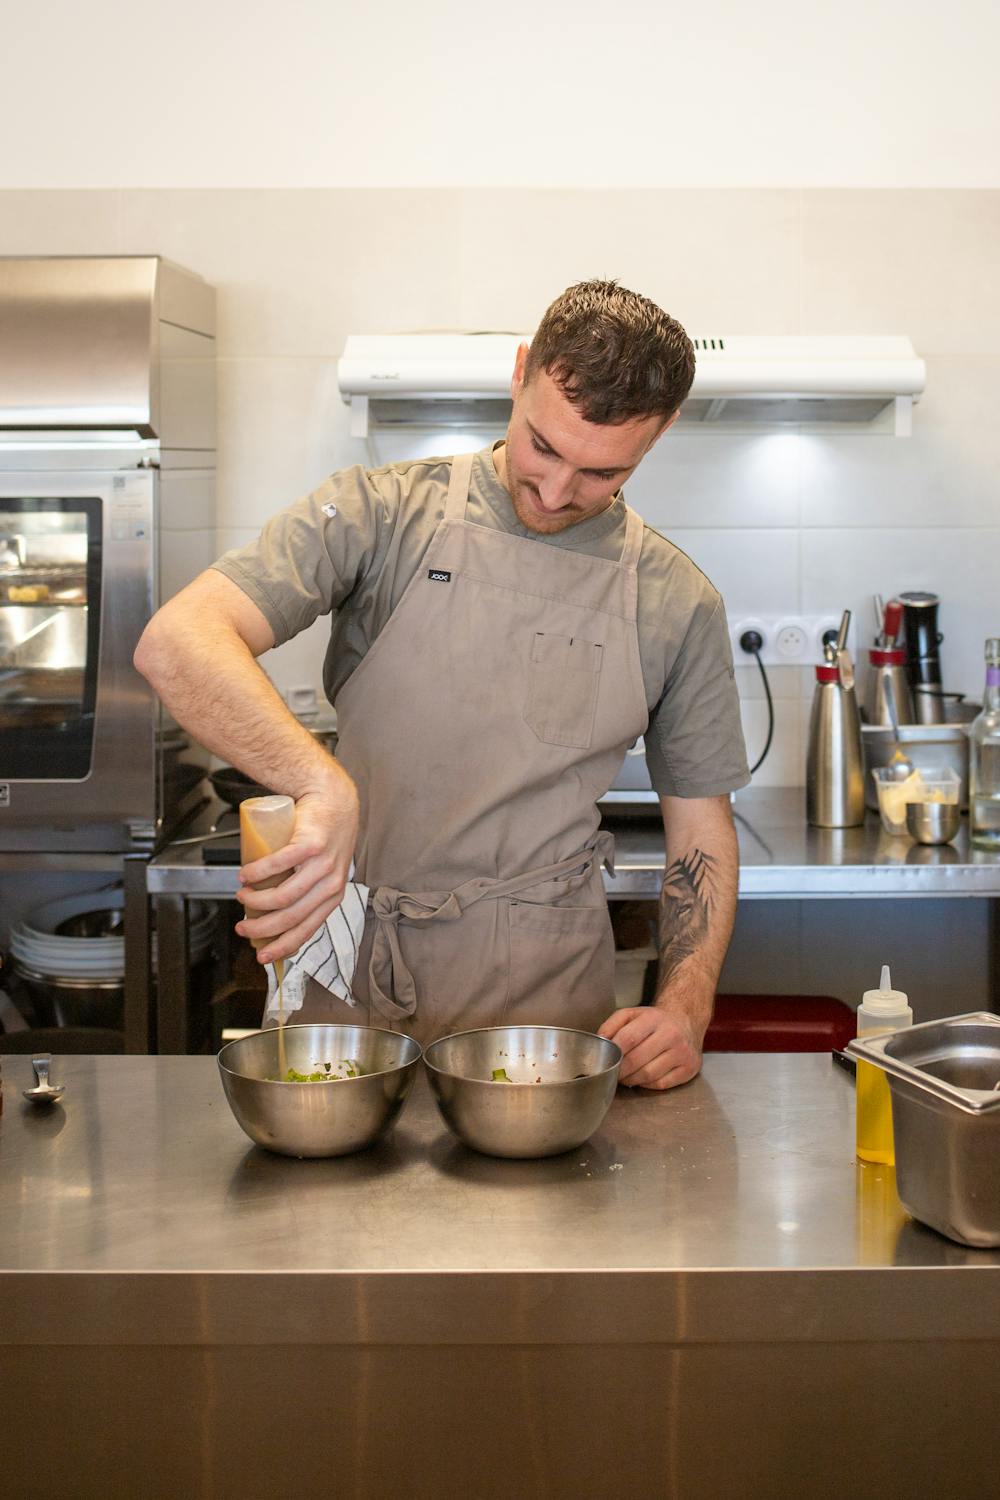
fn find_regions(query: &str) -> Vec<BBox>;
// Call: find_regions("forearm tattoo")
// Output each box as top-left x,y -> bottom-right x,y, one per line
658,848 -> 717,986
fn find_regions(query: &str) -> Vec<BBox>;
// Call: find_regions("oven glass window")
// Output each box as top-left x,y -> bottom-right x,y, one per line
0,497 -> 102,779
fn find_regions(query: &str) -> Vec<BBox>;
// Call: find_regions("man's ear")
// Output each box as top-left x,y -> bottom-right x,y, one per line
511,342 -> 530,400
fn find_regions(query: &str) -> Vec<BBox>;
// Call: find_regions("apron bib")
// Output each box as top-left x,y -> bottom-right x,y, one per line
301,450 -> 649,1046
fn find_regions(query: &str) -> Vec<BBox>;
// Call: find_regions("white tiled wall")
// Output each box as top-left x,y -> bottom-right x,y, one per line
2,187 -> 999,780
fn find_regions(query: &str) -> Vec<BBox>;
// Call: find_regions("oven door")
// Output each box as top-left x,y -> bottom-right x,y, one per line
0,463 -> 157,849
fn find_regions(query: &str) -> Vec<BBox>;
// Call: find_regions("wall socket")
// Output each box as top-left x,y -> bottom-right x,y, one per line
730,615 -> 849,666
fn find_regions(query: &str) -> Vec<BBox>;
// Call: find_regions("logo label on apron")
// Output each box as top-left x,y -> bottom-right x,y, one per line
427,569 -> 452,583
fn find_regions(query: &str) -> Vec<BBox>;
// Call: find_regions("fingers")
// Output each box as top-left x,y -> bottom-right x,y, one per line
237,851 -> 348,916
239,791 -> 359,887
255,893 -> 346,965
236,864 -> 347,951
239,835 -> 330,887
621,1049 -> 698,1090
603,1009 -> 667,1059
597,1006 -> 645,1040
602,1008 -> 701,1090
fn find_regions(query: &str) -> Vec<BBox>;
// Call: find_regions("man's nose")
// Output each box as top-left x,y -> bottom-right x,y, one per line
537,467 -> 576,510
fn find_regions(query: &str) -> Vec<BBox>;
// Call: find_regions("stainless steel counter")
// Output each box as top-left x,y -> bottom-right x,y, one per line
3,1053 -> 997,1498
139,788 -> 1000,1052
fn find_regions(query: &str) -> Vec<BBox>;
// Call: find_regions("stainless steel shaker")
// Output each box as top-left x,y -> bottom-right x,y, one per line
807,612 -> 865,828
864,646 -> 915,725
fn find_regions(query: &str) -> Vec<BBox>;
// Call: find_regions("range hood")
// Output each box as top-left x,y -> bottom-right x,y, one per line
338,333 -> 925,438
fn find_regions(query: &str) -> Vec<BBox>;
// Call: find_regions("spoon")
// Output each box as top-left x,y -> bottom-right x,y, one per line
882,675 -> 915,780
22,1055 -> 65,1105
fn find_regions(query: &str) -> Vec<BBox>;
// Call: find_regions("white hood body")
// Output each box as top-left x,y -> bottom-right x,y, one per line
338,332 -> 925,436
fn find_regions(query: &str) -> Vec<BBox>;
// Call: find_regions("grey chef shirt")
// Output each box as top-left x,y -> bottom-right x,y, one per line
212,445 -> 750,799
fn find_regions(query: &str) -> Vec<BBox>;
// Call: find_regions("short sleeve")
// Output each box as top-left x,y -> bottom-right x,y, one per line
644,596 -> 750,798
211,465 -> 389,646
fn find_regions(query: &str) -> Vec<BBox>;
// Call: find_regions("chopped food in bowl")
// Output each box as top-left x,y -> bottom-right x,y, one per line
424,1024 -> 621,1158
218,1023 -> 421,1158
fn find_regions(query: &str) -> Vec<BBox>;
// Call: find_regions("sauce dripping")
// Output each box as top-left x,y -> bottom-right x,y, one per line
239,795 -> 297,1078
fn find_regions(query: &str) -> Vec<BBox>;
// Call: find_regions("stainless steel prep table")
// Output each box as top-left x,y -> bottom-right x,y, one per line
144,788 -> 1000,1051
1,1052 -> 998,1499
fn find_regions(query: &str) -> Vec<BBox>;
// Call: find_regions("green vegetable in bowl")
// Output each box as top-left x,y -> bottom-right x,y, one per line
492,1068 -> 512,1082
269,1059 -> 366,1082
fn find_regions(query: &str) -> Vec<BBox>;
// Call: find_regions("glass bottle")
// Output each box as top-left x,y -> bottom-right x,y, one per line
969,637 -> 1000,851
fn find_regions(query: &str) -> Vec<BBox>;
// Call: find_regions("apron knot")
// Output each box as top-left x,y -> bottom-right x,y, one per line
371,886 -> 465,924
366,833 -> 616,1025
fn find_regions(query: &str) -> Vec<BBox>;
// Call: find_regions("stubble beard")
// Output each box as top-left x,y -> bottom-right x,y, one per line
505,455 -> 588,537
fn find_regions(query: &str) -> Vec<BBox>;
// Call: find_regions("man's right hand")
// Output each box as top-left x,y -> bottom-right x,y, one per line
134,571 -> 364,966
234,776 -> 361,964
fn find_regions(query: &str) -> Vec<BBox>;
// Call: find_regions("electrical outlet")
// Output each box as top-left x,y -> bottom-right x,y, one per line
774,620 -> 810,660
731,615 -> 853,667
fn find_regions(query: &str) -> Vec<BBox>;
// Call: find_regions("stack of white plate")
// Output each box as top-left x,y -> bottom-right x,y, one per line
11,889 -> 216,981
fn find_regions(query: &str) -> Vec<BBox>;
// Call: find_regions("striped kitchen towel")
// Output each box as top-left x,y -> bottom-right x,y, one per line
262,879 -> 369,1024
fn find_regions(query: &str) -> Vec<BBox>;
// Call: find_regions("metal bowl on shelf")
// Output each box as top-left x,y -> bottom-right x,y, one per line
905,801 -> 961,845
423,1025 -> 622,1159
218,1023 -> 421,1158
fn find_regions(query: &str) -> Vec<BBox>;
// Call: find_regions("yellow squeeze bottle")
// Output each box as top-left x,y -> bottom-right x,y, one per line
855,965 -> 912,1165
239,795 -> 297,1076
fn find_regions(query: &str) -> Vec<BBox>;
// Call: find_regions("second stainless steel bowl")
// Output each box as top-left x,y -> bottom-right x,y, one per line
423,1025 -> 621,1158
218,1023 -> 421,1158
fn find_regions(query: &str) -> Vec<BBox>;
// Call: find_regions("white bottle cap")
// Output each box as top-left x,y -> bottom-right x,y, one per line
861,964 -> 909,1016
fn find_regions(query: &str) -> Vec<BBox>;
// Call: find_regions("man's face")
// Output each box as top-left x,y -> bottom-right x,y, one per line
498,343 -> 676,536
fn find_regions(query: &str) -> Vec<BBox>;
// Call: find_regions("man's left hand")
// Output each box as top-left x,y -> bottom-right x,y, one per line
598,1005 -> 702,1090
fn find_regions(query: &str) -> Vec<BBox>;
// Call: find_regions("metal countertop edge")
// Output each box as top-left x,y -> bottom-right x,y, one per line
150,868 -> 1000,897
2,1266 -> 998,1348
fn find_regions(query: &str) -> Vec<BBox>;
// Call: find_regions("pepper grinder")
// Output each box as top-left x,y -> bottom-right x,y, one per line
807,610 -> 866,828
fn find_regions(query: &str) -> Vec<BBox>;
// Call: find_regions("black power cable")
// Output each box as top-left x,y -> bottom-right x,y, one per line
739,629 -> 775,775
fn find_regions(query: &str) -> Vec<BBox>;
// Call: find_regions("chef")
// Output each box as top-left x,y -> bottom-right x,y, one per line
135,280 -> 749,1089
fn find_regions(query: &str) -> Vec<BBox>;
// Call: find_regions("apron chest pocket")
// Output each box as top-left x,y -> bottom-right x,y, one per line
524,632 -> 604,748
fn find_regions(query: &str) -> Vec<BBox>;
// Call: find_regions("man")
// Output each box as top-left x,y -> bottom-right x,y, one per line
136,280 -> 749,1089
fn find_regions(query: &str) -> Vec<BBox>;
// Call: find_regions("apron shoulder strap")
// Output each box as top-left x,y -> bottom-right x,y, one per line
443,451 -> 475,523
619,505 -> 644,571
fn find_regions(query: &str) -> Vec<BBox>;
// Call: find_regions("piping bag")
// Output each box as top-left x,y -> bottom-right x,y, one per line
238,794 -> 368,1034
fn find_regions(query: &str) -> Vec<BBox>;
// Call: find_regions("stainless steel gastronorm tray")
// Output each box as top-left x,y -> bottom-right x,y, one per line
850,1012 -> 1000,1247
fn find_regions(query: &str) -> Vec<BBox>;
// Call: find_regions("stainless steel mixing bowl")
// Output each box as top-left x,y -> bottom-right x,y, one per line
218,1023 -> 422,1158
423,1025 -> 622,1159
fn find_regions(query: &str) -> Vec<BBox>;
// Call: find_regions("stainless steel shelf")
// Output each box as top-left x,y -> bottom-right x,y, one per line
606,787 -> 1000,898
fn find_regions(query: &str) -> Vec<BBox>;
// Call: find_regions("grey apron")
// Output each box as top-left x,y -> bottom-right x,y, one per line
300,450 -> 649,1046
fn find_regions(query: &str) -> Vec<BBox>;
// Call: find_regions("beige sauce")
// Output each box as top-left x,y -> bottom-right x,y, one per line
239,796 -> 297,1079
274,958 -> 286,1077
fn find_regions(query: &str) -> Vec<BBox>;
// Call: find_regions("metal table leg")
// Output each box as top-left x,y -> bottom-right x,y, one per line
122,854 -> 153,1054
154,894 -> 190,1054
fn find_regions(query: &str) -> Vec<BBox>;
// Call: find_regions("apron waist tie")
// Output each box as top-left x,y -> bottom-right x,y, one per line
367,831 -> 616,1022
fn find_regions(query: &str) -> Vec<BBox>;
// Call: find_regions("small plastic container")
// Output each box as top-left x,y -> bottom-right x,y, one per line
872,766 -> 961,837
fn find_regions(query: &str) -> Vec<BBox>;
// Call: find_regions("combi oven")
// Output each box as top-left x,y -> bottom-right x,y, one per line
0,257 -> 216,851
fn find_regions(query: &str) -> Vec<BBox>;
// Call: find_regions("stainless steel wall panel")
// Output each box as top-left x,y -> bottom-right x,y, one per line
0,257 -> 158,432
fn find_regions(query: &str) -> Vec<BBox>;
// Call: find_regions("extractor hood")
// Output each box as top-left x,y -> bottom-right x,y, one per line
338,333 -> 925,437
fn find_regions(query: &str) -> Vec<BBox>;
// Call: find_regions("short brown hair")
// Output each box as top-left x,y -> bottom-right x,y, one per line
525,279 -> 695,425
